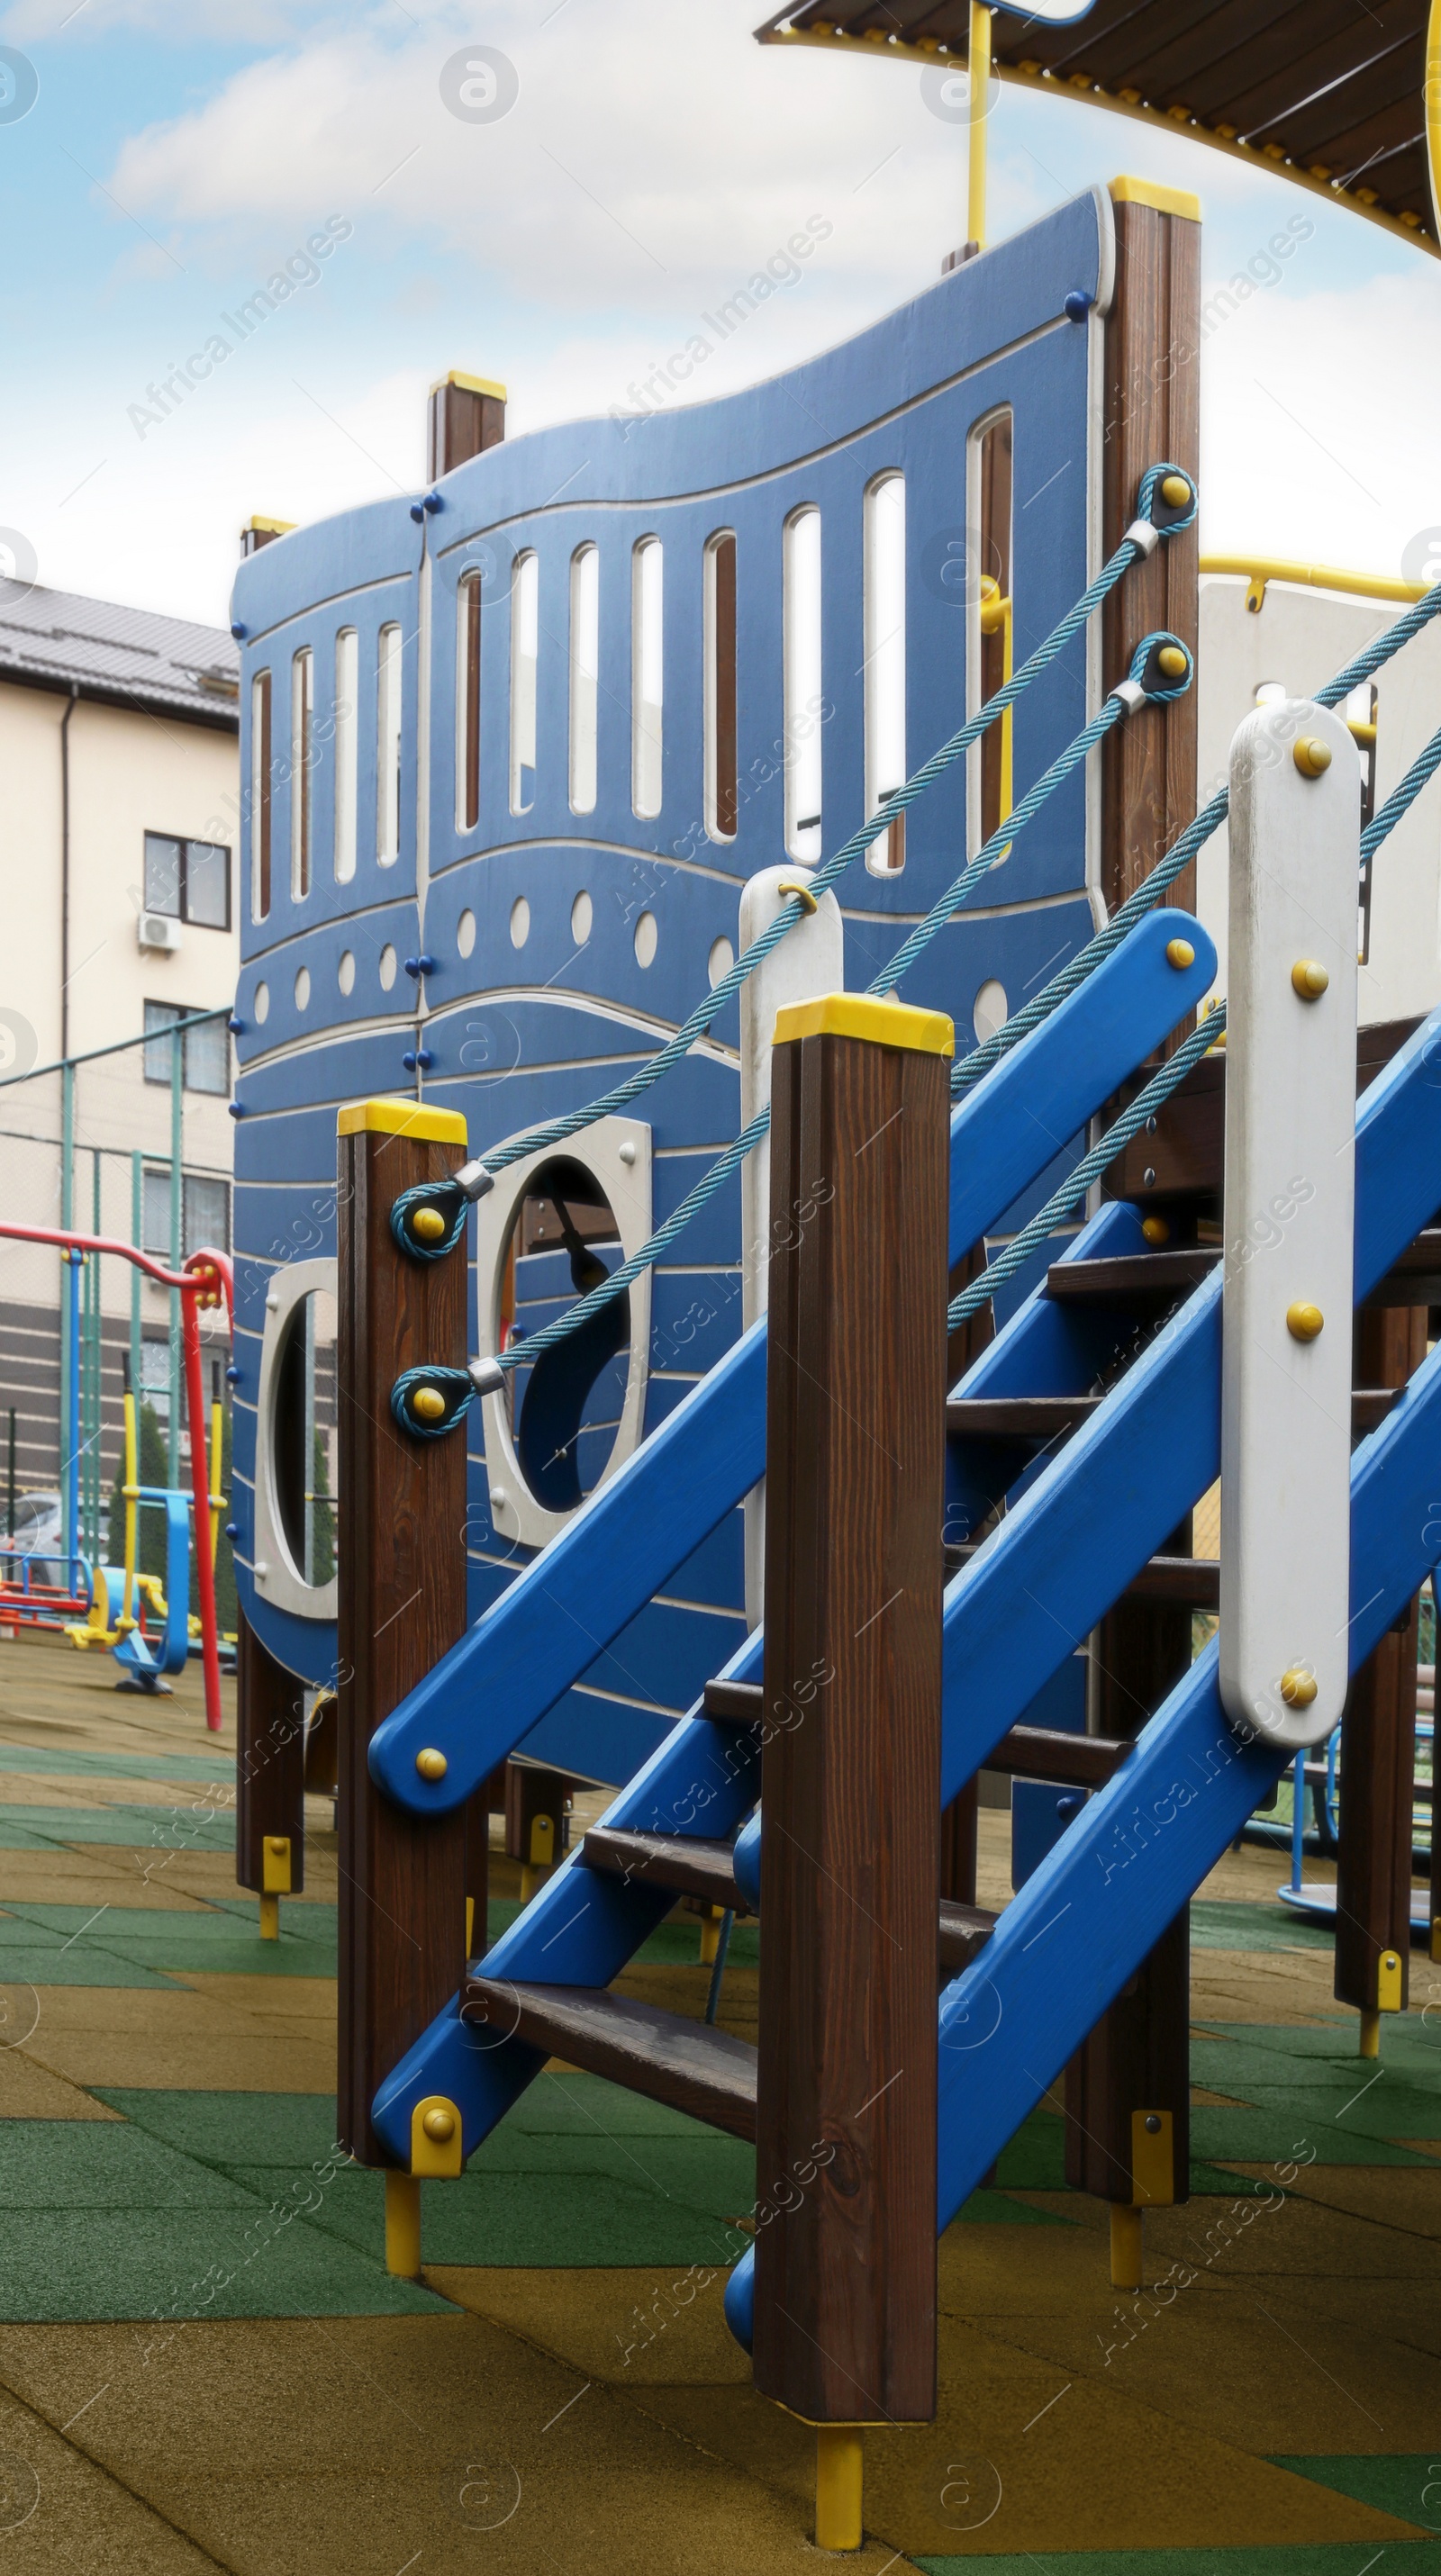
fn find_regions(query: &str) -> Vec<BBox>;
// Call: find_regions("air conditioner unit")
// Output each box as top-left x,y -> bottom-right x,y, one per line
138,912 -> 183,954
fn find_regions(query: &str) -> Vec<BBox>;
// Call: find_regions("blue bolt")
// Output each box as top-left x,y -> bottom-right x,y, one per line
228,1017 -> 244,1035
421,492 -> 442,514
1064,289 -> 1092,322
409,502 -> 425,524
228,1102 -> 243,1119
231,620 -> 247,640
224,1366 -> 241,1385
402,1049 -> 435,1071
224,1523 -> 239,1542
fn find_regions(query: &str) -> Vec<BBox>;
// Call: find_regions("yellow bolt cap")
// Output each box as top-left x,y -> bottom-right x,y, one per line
1293,737 -> 1332,778
1291,960 -> 1330,1000
1160,474 -> 1192,506
1157,645 -> 1189,678
421,2105 -> 457,2142
1140,1216 -> 1170,1246
1286,1301 -> 1324,1342
264,1837 -> 286,1856
412,1207 -> 447,1243
411,1386 -> 447,1422
1280,1668 -> 1319,1707
415,1747 -> 449,1782
1165,937 -> 1195,969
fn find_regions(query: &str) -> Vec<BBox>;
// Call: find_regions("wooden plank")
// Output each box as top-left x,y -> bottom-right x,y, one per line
235,1604 -> 306,1895
938,1900 -> 994,1979
1334,1302 -> 1428,2016
336,1107 -> 470,2167
461,1979 -> 757,2139
582,1826 -> 746,1911
755,1001 -> 947,2427
1100,189 -> 1201,926
1108,1017 -> 1424,1204
426,378 -> 505,480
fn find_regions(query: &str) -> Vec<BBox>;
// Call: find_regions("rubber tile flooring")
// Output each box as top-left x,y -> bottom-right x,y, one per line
0,1631 -> 1437,2571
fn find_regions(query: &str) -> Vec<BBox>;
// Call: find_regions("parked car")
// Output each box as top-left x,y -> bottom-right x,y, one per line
4,1493 -> 64,1588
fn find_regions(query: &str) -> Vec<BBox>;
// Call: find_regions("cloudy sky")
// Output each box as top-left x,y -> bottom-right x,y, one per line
2,0 -> 1438,634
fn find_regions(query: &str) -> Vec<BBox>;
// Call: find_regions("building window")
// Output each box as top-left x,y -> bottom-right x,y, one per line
143,1002 -> 231,1097
376,623 -> 403,864
139,1334 -> 172,1423
143,833 -> 231,930
631,536 -> 663,819
141,1170 -> 231,1262
250,671 -> 271,922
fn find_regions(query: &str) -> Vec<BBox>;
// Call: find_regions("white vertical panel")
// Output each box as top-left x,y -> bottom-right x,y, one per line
290,646 -> 313,899
737,863 -> 845,1625
631,536 -> 663,818
783,505 -> 822,861
333,628 -> 358,882
864,473 -> 906,874
1219,696 -> 1360,1750
569,544 -> 599,815
376,622 -> 402,863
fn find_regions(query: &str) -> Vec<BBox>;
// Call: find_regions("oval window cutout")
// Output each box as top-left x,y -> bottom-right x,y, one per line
270,1287 -> 339,1588
500,1159 -> 628,1514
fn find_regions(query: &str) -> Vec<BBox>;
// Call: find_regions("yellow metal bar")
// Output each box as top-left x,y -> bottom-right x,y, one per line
121,1391 -> 137,1631
967,2 -> 991,251
1201,554 -> 1429,610
1110,2204 -> 1144,2289
815,2427 -> 864,2553
1359,2009 -> 1381,2058
385,2171 -> 421,2277
208,1400 -> 223,1568
258,1893 -> 280,1941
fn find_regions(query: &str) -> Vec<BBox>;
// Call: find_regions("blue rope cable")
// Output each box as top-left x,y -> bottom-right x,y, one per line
954,579 -> 1441,1098
1361,716 -> 1441,863
947,1006 -> 1226,1330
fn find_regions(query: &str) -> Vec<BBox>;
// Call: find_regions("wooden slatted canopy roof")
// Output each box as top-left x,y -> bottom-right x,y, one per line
754,3 -> 1440,256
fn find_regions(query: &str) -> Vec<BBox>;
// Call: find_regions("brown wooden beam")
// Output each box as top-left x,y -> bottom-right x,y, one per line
754,995 -> 948,2430
235,1604 -> 306,1904
336,1100 -> 470,2169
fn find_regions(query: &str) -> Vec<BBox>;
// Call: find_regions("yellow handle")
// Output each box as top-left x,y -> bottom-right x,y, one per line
121,1391 -> 137,1633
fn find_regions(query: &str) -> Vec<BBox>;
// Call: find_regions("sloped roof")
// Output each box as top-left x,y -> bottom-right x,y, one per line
0,583 -> 240,728
755,3 -> 1437,256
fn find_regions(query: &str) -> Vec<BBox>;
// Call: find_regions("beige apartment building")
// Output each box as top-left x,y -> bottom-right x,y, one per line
0,582 -> 240,1525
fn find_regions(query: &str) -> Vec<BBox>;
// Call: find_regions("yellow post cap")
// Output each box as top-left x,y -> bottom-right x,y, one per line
1291,960 -> 1330,999
248,514 -> 295,537
1110,176 -> 1201,221
1286,1302 -> 1324,1341
1293,737 -> 1333,778
338,1098 -> 467,1143
772,993 -> 955,1058
430,369 -> 508,403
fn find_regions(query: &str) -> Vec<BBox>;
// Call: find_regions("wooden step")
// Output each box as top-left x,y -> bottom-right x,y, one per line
581,1826 -> 744,1912
702,1678 -> 764,1728
938,1900 -> 996,1977
1367,1229 -> 1441,1308
1045,1247 -> 1219,1306
948,1390 -> 1399,1445
462,1978 -> 757,2139
989,1722 -> 1128,1786
946,1543 -> 1220,1609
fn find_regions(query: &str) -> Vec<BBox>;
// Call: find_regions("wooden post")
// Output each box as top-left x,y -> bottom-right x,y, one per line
754,992 -> 950,2539
504,1761 -> 570,1904
336,1100 -> 470,2264
235,1604 -> 306,1939
1336,1303 -> 1428,2047
1067,176 -> 1202,2286
427,371 -> 505,480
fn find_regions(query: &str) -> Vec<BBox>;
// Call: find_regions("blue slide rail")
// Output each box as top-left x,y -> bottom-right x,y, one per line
369,909 -> 1214,1812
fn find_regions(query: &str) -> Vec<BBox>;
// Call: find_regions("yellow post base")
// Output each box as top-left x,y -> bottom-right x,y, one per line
385,2171 -> 421,2279
258,1894 -> 279,1941
699,1907 -> 722,1966
815,2427 -> 864,2553
1110,2203 -> 1144,2291
1359,2009 -> 1381,2059
520,1863 -> 543,1906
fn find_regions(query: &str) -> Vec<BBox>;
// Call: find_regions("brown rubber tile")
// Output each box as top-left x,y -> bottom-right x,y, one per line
427,2263 -> 753,2386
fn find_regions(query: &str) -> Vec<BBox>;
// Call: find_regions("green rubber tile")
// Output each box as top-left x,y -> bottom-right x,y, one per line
0,1743 -> 234,1782
924,2536 -> 1441,2576
93,2089 -> 344,2169
952,2189 -> 1072,2227
0,1804 -> 234,1850
207,1897 -> 337,1946
1191,1899 -> 1335,1951
0,2204 -> 450,2321
0,2121 -> 253,2210
993,2110 -> 1068,2190
1271,2455 -> 1441,2530
0,1944 -> 182,1988
504,2069 -> 746,2137
1188,2105 -> 1434,2167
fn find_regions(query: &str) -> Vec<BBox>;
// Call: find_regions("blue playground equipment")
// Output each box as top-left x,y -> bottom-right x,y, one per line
228,171 -> 1441,2552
